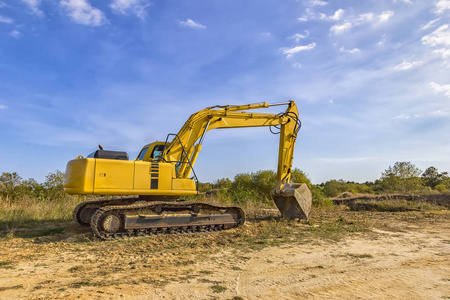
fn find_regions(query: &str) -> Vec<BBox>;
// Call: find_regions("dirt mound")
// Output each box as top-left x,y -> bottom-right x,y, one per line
332,193 -> 450,208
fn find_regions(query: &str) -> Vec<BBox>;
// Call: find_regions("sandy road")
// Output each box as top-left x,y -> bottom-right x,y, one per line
150,226 -> 449,299
235,230 -> 449,299
0,211 -> 448,299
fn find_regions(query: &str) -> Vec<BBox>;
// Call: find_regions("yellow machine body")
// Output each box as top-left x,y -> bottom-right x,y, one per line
64,101 -> 312,219
64,142 -> 196,196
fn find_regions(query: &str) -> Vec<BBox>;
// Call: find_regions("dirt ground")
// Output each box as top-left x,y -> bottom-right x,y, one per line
0,207 -> 449,299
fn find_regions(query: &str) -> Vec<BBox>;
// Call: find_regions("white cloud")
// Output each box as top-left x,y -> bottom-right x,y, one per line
422,25 -> 450,47
339,47 -> 360,54
331,22 -> 352,34
260,32 -> 271,38
320,9 -> 344,21
393,0 -> 412,3
10,30 -> 22,38
307,0 -> 327,6
60,0 -> 107,26
433,48 -> 450,59
394,60 -> 424,70
430,82 -> 450,97
22,0 -> 44,17
110,0 -> 150,18
436,0 -> 450,14
355,11 -> 393,23
394,114 -> 418,120
0,104 -> 7,110
281,43 -> 316,58
331,11 -> 394,35
330,9 -> 345,21
292,62 -> 302,69
379,11 -> 394,23
421,18 -> 440,31
423,25 -> 450,64
288,32 -> 308,42
179,18 -> 206,29
0,15 -> 13,23
297,17 -> 308,22
431,110 -> 449,116
356,13 -> 375,23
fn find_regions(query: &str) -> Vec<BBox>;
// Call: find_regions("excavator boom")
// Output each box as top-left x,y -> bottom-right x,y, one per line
159,100 -> 312,218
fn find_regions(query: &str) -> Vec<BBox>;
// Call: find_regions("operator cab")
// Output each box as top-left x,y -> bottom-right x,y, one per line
136,142 -> 166,161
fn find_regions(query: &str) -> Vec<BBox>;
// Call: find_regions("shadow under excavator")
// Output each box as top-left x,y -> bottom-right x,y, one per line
0,219 -> 92,242
0,208 -> 298,244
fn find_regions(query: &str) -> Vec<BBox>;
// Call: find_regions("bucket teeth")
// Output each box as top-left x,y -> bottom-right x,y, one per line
271,183 -> 312,220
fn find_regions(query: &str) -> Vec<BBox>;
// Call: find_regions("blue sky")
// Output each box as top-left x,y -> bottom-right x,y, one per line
0,0 -> 449,184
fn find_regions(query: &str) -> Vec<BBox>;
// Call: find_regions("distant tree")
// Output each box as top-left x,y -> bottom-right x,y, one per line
230,172 -> 260,204
381,162 -> 424,193
0,172 -> 24,201
22,178 -> 46,201
214,178 -> 232,190
44,170 -> 66,201
290,168 -> 312,186
421,167 -> 441,188
323,179 -> 348,197
422,167 -> 449,190
198,182 -> 212,193
434,184 -> 447,192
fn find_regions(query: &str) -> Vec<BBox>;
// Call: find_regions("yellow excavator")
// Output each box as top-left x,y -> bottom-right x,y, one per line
63,101 -> 311,240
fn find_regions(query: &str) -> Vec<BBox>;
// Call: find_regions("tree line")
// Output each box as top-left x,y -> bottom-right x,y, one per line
198,162 -> 449,204
0,171 -> 66,203
0,161 -> 448,205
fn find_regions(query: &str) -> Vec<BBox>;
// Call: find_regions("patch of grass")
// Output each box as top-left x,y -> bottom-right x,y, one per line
231,266 -> 242,271
211,284 -> 227,293
349,200 -> 442,212
97,270 -> 110,276
140,277 -> 170,287
304,265 -> 325,270
199,278 -> 222,284
178,260 -> 195,266
199,270 -> 213,275
0,261 -> 15,269
30,227 -> 65,238
347,253 -> 374,259
303,221 -> 368,241
68,265 -> 84,273
0,284 -> 23,291
0,196 -> 83,227
70,279 -> 97,288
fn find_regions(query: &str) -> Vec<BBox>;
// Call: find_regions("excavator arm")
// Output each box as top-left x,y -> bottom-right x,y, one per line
160,100 -> 311,219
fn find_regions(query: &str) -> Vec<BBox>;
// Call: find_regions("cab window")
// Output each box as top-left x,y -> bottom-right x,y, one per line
137,147 -> 149,160
150,145 -> 165,160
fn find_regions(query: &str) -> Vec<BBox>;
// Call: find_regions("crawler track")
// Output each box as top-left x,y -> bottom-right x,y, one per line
89,201 -> 245,240
73,197 -> 139,226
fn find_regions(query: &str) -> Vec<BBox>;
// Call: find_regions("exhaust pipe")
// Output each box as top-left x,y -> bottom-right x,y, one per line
271,183 -> 312,220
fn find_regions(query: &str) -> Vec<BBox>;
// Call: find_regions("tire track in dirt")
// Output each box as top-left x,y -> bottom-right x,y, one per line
235,230 -> 449,300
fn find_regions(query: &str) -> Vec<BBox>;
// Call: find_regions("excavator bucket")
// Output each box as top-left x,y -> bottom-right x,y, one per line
271,183 -> 312,220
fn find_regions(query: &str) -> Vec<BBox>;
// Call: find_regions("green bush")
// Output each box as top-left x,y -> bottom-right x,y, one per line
0,170 -> 68,203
